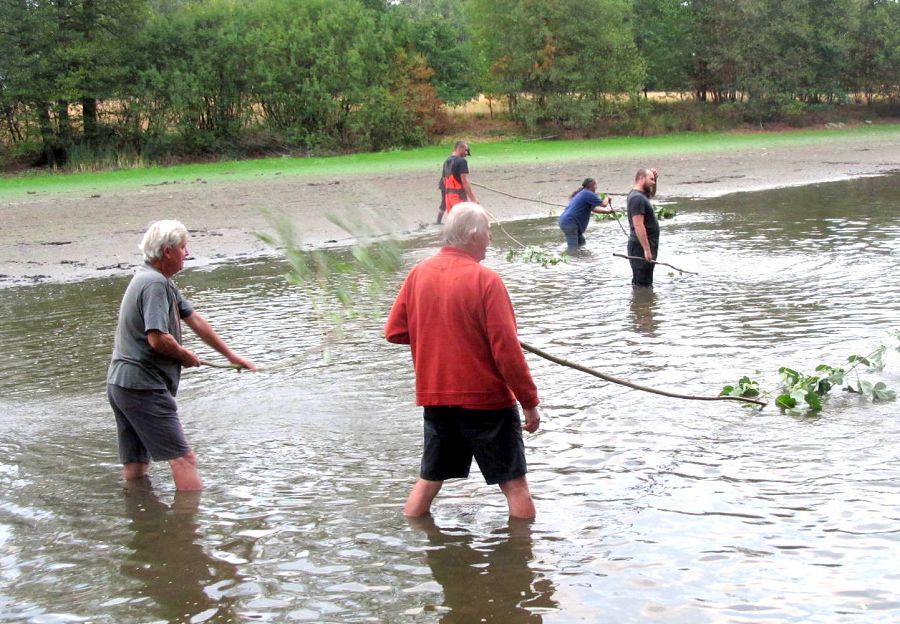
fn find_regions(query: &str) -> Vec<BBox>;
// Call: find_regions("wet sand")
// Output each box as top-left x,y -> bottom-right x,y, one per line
1,131 -> 897,287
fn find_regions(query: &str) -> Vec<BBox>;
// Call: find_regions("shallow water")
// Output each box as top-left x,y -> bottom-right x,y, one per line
1,173 -> 899,623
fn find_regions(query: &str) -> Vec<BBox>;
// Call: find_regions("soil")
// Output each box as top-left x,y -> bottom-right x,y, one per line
1,132 -> 898,287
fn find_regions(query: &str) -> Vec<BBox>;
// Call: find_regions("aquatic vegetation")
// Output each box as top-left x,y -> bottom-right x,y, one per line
506,246 -> 569,267
721,333 -> 899,413
656,205 -> 678,219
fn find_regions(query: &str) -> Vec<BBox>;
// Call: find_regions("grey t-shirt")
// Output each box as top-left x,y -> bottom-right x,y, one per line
107,264 -> 194,395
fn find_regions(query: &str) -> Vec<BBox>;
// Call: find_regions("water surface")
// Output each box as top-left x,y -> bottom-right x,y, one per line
1,174 -> 899,623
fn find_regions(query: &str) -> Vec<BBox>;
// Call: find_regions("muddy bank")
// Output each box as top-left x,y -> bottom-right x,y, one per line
1,133 -> 897,287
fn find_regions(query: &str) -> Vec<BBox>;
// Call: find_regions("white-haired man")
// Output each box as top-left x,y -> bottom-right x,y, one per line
385,202 -> 541,519
107,220 -> 255,491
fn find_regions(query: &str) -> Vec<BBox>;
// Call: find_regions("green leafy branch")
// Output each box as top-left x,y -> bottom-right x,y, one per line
721,333 -> 899,413
656,205 -> 677,219
257,207 -> 402,332
506,246 -> 569,267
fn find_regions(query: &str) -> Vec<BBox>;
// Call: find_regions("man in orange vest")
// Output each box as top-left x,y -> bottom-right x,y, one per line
436,140 -> 479,224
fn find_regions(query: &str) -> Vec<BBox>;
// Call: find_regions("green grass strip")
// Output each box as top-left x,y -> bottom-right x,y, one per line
2,124 -> 898,199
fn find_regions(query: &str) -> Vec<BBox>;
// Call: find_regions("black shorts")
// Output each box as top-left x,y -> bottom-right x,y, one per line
419,405 -> 527,485
107,384 -> 191,464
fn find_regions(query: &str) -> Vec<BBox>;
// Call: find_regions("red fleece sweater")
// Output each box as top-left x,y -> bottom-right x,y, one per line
385,246 -> 539,410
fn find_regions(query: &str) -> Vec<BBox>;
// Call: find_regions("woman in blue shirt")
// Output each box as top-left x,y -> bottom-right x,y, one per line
558,178 -> 615,252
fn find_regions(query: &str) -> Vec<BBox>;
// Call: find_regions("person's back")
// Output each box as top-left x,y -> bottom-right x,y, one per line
108,264 -> 190,395
559,189 -> 601,232
390,246 -> 535,409
385,202 -> 540,519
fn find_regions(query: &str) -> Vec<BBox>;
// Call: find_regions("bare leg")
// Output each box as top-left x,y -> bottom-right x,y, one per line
169,451 -> 203,491
499,476 -> 535,519
123,462 -> 149,481
404,478 -> 443,517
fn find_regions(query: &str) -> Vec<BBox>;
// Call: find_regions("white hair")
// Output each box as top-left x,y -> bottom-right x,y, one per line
443,202 -> 490,247
140,220 -> 188,262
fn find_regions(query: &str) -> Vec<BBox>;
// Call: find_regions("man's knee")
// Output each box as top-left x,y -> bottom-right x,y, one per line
499,476 -> 530,496
170,451 -> 198,471
122,462 -> 149,480
169,451 -> 202,491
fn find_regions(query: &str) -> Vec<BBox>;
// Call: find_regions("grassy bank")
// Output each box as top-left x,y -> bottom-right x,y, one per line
1,124 -> 898,200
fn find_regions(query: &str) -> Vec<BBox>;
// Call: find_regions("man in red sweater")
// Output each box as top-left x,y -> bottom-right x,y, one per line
385,202 -> 542,519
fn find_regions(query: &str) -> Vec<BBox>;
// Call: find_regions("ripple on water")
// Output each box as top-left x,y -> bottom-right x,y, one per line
0,174 -> 899,621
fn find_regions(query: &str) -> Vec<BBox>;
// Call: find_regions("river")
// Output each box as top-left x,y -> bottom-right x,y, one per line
1,173 -> 899,623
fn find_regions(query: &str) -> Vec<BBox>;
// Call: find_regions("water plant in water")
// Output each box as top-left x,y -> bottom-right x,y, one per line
656,205 -> 677,219
506,246 -> 569,267
721,334 -> 899,413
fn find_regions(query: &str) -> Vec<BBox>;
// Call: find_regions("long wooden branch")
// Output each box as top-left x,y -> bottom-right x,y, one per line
612,253 -> 698,275
519,341 -> 767,407
200,359 -> 246,371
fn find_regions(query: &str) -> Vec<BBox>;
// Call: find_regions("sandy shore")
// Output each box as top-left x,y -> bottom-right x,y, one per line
1,132 -> 898,287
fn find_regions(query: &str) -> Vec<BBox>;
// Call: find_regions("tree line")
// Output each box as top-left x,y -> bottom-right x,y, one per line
1,0 -> 897,169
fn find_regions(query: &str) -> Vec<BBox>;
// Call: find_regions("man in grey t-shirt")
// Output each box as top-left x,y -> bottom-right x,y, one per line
107,220 -> 255,491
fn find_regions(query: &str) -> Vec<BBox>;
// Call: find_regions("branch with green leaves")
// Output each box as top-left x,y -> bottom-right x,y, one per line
256,207 -> 402,332
720,333 -> 899,413
521,341 -> 767,407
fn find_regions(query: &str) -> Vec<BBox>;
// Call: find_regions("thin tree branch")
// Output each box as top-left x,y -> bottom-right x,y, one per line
612,253 -> 698,275
520,341 -> 766,407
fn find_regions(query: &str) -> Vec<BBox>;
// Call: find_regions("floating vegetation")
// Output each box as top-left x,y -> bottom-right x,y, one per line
720,376 -> 761,399
656,205 -> 678,219
721,333 -> 899,413
505,246 -> 569,267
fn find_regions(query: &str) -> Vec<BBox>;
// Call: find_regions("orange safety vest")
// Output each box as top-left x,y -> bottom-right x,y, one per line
441,156 -> 467,212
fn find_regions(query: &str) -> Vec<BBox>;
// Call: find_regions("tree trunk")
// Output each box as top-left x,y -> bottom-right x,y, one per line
37,103 -> 66,166
82,97 -> 98,140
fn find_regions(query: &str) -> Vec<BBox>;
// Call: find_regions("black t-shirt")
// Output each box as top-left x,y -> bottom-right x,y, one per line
626,189 -> 660,245
442,155 -> 469,185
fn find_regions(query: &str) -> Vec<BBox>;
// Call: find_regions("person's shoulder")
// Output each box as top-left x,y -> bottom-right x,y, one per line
129,265 -> 163,286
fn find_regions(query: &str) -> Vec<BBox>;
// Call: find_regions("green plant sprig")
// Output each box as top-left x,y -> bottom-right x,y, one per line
258,207 -> 402,332
720,333 -> 899,413
655,205 -> 678,219
506,246 -> 569,267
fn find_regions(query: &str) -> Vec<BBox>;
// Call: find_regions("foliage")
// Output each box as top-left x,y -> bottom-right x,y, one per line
655,205 -> 677,219
722,334 -> 900,414
505,247 -> 569,267
388,0 -> 480,105
2,0 -> 899,169
466,0 -> 645,128
257,207 -> 402,330
720,376 -> 761,399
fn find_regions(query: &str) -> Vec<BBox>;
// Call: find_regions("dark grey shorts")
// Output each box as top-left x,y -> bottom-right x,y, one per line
107,384 -> 191,464
420,405 -> 527,485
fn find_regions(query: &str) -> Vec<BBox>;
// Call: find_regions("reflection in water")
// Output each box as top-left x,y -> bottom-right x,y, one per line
628,287 -> 659,336
409,516 -> 557,622
121,482 -> 241,623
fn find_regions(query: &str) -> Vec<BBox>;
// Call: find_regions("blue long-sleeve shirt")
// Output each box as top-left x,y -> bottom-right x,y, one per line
559,189 -> 602,233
